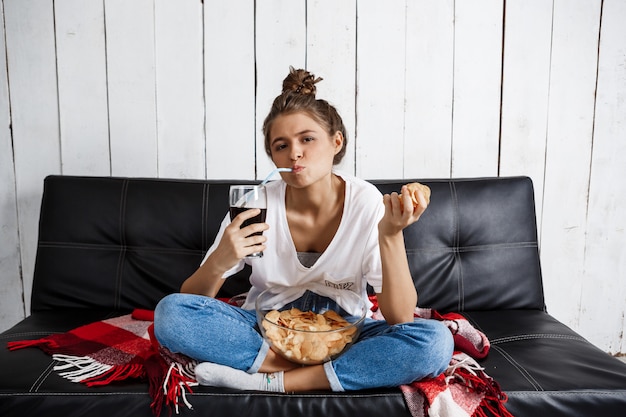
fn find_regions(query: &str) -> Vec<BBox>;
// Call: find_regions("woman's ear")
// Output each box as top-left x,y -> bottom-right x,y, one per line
333,131 -> 344,155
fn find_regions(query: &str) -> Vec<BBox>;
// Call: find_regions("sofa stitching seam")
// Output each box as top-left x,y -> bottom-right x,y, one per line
36,242 -> 203,254
490,333 -> 587,344
505,390 -> 626,397
202,183 -> 208,252
492,345 -> 543,391
405,242 -> 539,254
459,312 -> 485,334
114,180 -> 129,310
0,332 -> 61,340
29,359 -> 56,393
450,181 -> 464,312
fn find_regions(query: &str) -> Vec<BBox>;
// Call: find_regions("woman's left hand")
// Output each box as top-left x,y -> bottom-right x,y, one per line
379,185 -> 428,236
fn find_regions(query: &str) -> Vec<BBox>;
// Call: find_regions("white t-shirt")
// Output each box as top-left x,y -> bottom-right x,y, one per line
202,172 -> 384,316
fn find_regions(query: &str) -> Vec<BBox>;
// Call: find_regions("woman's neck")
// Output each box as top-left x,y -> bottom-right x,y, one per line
285,173 -> 343,213
284,173 -> 346,253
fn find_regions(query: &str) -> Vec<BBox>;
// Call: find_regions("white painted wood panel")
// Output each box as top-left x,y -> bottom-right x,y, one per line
0,0 -> 624,354
356,0 -> 406,179
451,0 -> 503,177
307,0 -> 357,175
404,0 -> 454,179
155,0 -> 204,179
4,0 -> 61,315
540,0 -> 601,329
579,0 -> 626,354
499,0 -> 553,234
55,0 -> 110,176
0,2 -> 24,329
204,0 -> 256,179
105,0 -> 158,177
255,0 -> 306,180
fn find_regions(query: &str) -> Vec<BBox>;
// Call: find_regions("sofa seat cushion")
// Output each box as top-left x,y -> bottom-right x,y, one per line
0,310 -> 411,417
465,309 -> 626,415
0,310 -> 135,392
3,308 -> 626,417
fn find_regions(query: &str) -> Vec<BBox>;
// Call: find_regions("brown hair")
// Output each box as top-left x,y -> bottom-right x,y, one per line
263,67 -> 347,165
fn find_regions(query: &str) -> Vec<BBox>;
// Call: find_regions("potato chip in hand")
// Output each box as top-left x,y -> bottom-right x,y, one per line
397,182 -> 431,211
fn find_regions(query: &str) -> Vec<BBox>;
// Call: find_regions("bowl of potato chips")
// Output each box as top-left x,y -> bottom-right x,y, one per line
255,287 -> 367,365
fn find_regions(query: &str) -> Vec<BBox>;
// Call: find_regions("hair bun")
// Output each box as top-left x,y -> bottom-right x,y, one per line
282,66 -> 323,96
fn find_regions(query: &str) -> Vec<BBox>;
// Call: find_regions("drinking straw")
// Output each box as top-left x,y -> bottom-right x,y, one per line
235,168 -> 293,207
261,167 -> 293,185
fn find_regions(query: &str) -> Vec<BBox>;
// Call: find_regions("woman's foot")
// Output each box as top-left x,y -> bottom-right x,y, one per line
194,362 -> 285,392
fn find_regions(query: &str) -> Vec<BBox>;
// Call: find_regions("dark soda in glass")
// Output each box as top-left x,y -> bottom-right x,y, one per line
229,207 -> 267,236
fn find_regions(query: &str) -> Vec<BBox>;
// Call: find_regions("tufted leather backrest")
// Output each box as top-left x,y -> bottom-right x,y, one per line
31,175 -> 544,313
373,177 -> 544,312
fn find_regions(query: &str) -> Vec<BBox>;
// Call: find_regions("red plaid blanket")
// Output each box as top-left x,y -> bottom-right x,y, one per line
7,309 -> 196,415
8,303 -> 512,417
370,299 -> 513,417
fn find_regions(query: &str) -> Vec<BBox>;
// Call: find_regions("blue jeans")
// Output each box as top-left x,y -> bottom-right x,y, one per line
154,293 -> 453,391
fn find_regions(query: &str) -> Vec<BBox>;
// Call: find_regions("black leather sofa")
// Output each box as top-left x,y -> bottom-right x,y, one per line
1,175 -> 625,416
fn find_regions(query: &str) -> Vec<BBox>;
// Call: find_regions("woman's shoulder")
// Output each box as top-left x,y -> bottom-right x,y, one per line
336,172 -> 383,217
336,171 -> 382,199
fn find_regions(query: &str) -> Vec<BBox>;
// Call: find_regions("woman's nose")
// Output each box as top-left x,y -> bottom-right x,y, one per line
290,147 -> 302,161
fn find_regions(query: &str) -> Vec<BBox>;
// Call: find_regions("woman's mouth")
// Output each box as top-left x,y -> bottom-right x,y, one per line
291,165 -> 304,173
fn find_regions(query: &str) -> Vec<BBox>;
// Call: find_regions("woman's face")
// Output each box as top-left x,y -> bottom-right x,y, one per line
269,112 -> 343,188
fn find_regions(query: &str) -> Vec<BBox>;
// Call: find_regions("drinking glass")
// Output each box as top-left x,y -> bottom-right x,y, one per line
229,185 -> 267,258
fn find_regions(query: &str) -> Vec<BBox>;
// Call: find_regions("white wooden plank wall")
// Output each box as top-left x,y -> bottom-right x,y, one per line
579,0 -> 626,354
0,0 -> 624,355
107,0 -> 159,177
255,0 -> 306,178
55,0 -> 110,177
356,0 -> 406,179
451,0 -> 503,177
205,0 -> 255,179
0,0 -> 22,328
4,0 -> 61,316
405,0 -> 454,179
307,0 -> 357,175
541,0 -> 601,335
155,0 -> 205,179
500,0 -> 553,233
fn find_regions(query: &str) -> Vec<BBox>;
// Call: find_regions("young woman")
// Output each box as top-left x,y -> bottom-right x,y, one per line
154,67 -> 453,393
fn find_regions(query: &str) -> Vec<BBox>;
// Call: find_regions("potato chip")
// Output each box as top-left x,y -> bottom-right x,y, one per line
265,310 -> 280,323
397,182 -> 431,211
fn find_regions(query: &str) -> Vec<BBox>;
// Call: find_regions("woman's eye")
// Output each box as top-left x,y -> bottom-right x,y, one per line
274,143 -> 287,151
302,136 -> 314,143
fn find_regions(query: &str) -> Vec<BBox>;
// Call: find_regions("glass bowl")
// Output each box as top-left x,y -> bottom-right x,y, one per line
255,287 -> 367,365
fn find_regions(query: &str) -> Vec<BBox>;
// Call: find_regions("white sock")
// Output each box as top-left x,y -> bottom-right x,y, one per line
194,362 -> 285,393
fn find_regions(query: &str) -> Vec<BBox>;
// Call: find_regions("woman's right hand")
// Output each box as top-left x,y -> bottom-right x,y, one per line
180,209 -> 269,296
213,209 -> 269,267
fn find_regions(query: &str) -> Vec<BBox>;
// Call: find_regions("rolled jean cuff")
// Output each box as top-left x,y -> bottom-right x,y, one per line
323,361 -> 344,392
248,339 -> 270,374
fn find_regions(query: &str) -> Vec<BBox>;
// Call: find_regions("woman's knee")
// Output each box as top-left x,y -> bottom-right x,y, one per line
404,319 -> 454,377
154,294 -> 181,343
153,293 -> 203,348
154,293 -> 188,327
427,320 -> 454,375
155,292 -> 181,315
